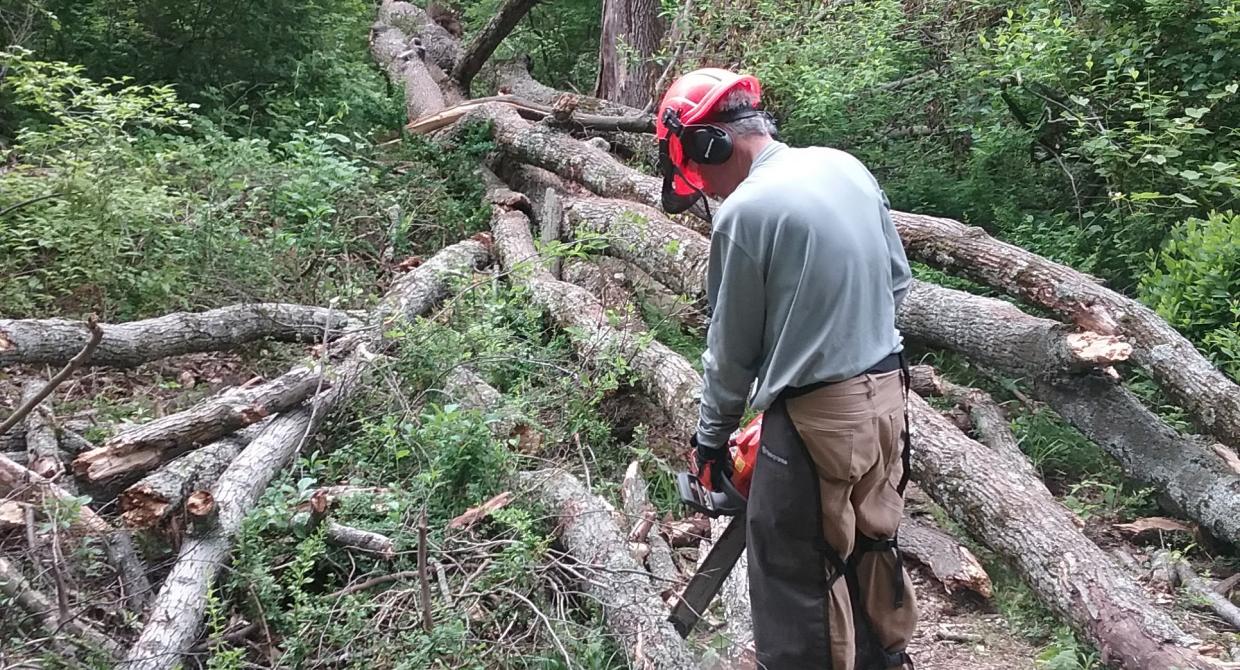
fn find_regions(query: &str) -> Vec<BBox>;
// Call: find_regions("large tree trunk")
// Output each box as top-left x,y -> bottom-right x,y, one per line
514,468 -> 698,669
907,392 -> 1214,669
73,367 -> 323,483
372,0 -> 464,122
0,303 -> 359,368
594,0 -> 667,108
120,238 -> 491,670
895,211 -> 1240,451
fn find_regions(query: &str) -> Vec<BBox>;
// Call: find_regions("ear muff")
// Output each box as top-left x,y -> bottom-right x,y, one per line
682,125 -> 733,165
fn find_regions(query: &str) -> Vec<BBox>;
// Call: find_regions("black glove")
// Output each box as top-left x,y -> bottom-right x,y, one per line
692,434 -> 732,487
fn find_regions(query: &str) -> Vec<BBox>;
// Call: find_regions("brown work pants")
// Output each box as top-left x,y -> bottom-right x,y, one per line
747,369 -> 918,669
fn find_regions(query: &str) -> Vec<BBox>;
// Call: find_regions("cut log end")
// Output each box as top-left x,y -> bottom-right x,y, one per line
1065,331 -> 1133,366
186,490 -> 216,520
119,485 -> 172,530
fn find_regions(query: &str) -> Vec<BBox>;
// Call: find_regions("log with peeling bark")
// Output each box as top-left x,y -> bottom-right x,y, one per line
0,303 -> 359,368
0,554 -> 122,657
895,212 -> 1240,451
0,453 -> 151,611
120,239 -> 491,670
20,379 -> 63,481
562,258 -> 647,332
73,367 -> 323,483
898,515 -> 992,598
486,174 -> 702,434
515,467 -> 697,669
908,392 -> 1215,670
118,424 -> 266,529
620,461 -> 680,594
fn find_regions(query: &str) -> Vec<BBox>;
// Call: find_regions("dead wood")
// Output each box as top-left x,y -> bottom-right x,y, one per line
375,0 -> 462,76
899,281 -> 1132,378
486,171 -> 702,434
898,515 -> 992,598
896,212 -> 1240,451
0,554 -> 122,658
372,0 -> 460,122
480,57 -> 648,118
909,392 -> 1214,669
118,423 -> 266,529
120,238 -> 491,670
452,0 -> 541,90
0,453 -> 151,612
906,365 -> 1033,476
515,467 -> 698,669
0,303 -> 358,369
0,316 -> 102,437
1152,550 -> 1240,632
74,367 -> 322,483
562,258 -> 647,332
20,379 -> 63,482
325,522 -> 396,559
620,461 -> 680,594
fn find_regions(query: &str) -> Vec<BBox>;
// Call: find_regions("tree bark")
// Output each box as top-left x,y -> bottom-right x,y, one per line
908,392 -> 1213,670
0,303 -> 359,368
594,0 -> 667,108
372,0 -> 464,122
20,380 -> 63,481
375,0 -> 462,75
898,515 -> 993,598
452,0 -> 541,91
562,258 -> 647,332
895,211 -> 1240,451
1161,551 -> 1240,631
619,460 -> 680,595
118,426 -> 263,529
73,367 -> 323,483
120,238 -> 491,670
514,467 -> 698,669
479,57 -> 648,118
325,522 -> 396,559
486,177 -> 702,434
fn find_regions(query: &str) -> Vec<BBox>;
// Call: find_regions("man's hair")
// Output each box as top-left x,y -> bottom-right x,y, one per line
710,88 -> 777,138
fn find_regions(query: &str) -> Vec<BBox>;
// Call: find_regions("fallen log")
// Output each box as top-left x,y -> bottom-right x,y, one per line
118,424 -> 266,529
898,515 -> 993,598
120,238 -> 491,670
562,258 -> 646,332
1034,373 -> 1240,548
506,163 -> 710,299
899,281 -> 1132,378
895,212 -> 1240,451
73,367 -> 323,483
374,0 -> 462,76
0,453 -> 152,611
372,0 -> 459,122
908,392 -> 1214,669
1153,550 -> 1240,632
325,522 -> 396,559
514,467 -> 698,669
620,461 -> 680,594
486,172 -> 702,434
0,303 -> 358,368
0,554 -> 122,658
20,380 -> 63,481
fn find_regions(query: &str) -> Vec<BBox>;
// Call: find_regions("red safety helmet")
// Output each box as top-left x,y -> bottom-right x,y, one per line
655,68 -> 763,214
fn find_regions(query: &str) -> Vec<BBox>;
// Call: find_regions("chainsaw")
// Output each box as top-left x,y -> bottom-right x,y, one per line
668,414 -> 762,637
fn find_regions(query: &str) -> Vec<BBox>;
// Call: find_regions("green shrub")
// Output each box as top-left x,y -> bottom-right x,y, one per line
1139,210 -> 1240,379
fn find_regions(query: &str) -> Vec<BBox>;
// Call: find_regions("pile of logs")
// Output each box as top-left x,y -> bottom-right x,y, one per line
2,0 -> 1240,668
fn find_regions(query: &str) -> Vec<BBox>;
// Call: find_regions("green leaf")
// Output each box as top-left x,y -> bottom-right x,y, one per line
1184,107 -> 1209,120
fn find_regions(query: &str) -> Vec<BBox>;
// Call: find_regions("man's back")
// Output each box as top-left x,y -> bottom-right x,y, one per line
698,140 -> 912,445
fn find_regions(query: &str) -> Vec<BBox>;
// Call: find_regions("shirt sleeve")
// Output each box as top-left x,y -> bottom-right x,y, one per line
878,186 -> 912,312
696,227 -> 766,449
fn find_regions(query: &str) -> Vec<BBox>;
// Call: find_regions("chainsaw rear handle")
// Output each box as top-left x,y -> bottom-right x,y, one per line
676,470 -> 746,518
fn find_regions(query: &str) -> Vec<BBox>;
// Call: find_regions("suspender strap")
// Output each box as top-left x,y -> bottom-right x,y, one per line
896,350 -> 912,496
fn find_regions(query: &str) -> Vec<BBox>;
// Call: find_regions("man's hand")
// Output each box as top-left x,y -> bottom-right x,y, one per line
693,434 -> 733,488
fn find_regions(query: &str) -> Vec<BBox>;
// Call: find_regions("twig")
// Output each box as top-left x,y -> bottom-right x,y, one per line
0,192 -> 67,219
419,508 -> 433,632
329,570 -> 423,599
0,315 -> 102,436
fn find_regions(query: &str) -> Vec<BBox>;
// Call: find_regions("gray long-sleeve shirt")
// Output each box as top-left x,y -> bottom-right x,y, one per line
696,140 -> 912,448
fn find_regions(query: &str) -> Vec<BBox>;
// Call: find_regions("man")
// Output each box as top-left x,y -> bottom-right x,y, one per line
655,68 -> 919,669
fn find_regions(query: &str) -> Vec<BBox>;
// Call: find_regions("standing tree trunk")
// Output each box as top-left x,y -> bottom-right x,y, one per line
594,0 -> 667,108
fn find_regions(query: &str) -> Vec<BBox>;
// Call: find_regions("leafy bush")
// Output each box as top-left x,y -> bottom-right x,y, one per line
1139,211 -> 1240,379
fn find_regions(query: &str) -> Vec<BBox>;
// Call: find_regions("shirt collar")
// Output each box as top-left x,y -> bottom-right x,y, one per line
750,139 -> 787,174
